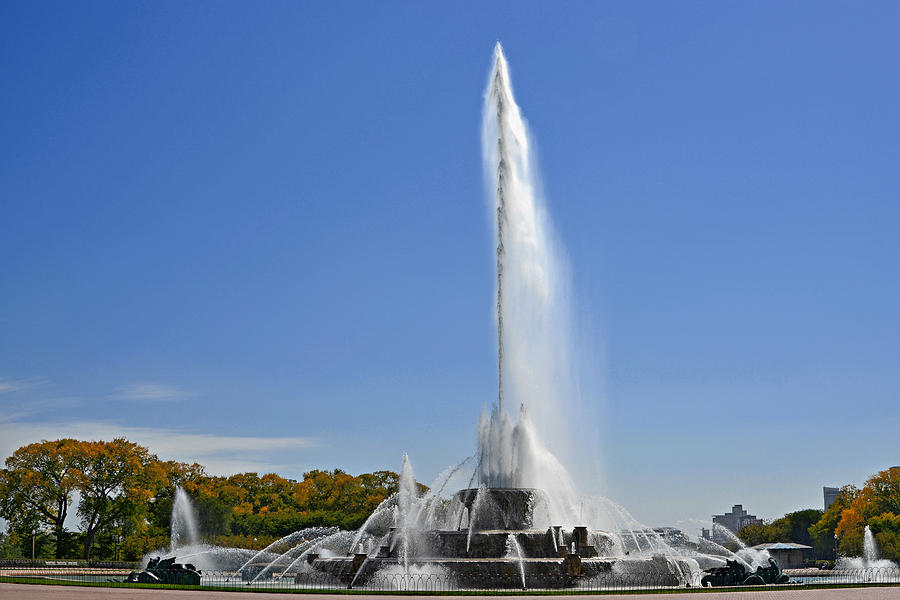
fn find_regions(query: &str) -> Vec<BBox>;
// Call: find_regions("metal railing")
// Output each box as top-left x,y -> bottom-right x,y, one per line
1,566 -> 899,593
0,558 -> 139,569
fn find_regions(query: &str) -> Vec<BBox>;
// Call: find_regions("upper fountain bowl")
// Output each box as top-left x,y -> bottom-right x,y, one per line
455,488 -> 549,530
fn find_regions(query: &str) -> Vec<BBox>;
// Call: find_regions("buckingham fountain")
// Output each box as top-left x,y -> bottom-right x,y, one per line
151,45 -> 784,590
298,43 -> 698,589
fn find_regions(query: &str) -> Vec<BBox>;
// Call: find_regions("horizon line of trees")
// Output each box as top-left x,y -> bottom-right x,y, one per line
737,467 -> 900,563
0,437 -> 417,561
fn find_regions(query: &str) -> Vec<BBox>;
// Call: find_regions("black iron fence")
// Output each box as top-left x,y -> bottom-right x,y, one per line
1,566 -> 899,593
0,558 -> 138,569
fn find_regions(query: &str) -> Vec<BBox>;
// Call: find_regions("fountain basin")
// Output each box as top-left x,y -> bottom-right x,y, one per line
307,554 -> 694,589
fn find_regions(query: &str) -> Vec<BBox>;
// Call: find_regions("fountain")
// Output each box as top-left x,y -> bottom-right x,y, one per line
836,525 -> 898,570
298,44 -> 699,588
125,487 -> 205,585
304,456 -> 694,588
139,486 -> 270,574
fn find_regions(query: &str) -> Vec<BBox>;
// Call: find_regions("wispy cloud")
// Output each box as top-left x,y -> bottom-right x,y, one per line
0,396 -> 82,423
0,420 -> 317,476
111,383 -> 189,402
0,378 -> 44,394
0,381 -> 20,394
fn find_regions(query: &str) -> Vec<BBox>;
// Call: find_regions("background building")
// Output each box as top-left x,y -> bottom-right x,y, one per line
823,486 -> 840,511
700,504 -> 763,544
713,504 -> 763,534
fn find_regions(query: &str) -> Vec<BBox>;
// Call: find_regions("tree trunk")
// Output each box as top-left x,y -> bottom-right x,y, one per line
54,494 -> 68,558
82,527 -> 96,560
55,526 -> 65,558
82,513 -> 100,561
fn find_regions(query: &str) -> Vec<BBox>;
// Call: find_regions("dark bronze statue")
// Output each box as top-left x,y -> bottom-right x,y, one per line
700,557 -> 789,587
125,556 -> 201,585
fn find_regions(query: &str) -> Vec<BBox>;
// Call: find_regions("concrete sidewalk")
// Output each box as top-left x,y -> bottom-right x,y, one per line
2,584 -> 900,600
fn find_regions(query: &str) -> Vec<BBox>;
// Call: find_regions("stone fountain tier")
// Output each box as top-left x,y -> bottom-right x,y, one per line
375,529 -> 614,559
454,488 -> 548,530
306,554 -> 696,589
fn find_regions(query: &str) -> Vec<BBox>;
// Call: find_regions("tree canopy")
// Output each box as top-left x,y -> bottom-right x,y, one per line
738,509 -> 823,548
832,468 -> 900,560
0,439 -> 80,557
0,437 -> 414,561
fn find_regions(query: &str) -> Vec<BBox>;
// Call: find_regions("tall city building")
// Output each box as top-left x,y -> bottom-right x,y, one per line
823,486 -> 840,511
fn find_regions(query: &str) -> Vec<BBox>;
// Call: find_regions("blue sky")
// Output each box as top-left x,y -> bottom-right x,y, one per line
1,1 -> 898,532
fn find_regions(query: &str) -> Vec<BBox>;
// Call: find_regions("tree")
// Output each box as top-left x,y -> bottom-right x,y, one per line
1,435 -> 429,554
809,485 -> 858,559
868,512 -> 900,563
0,530 -> 24,558
72,438 -> 164,559
0,439 -> 79,558
835,506 -> 865,556
737,522 -> 780,546
781,509 -> 823,546
855,468 -> 900,521
145,461 -> 208,539
737,509 -> 822,548
831,468 -> 900,561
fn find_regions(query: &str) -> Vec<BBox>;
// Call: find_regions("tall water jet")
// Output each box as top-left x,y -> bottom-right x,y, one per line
836,524 -> 897,571
864,525 -> 879,563
479,43 -> 578,501
484,41 -> 561,422
397,454 -> 417,575
170,486 -> 200,552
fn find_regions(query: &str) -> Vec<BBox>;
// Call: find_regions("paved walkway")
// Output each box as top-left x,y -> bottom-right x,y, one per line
2,584 -> 900,600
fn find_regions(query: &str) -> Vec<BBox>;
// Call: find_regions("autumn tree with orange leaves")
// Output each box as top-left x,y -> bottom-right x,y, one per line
833,468 -> 900,561
72,438 -> 167,559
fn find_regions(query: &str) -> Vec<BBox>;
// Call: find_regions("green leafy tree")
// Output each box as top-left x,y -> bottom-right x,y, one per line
781,509 -> 823,546
738,509 -> 822,548
737,522 -> 780,546
0,531 -> 24,558
868,512 -> 900,562
0,439 -> 79,558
